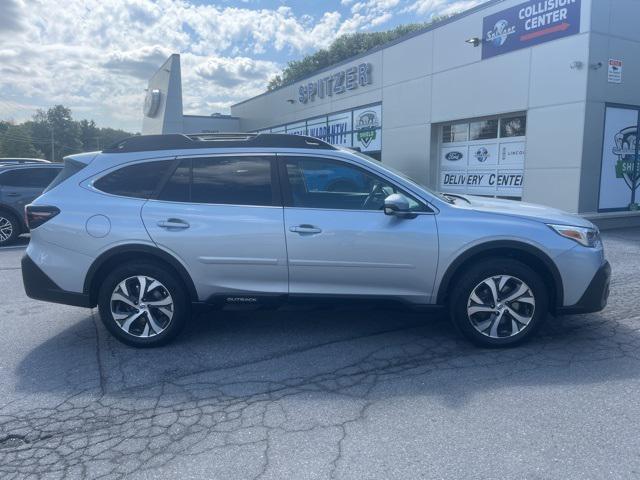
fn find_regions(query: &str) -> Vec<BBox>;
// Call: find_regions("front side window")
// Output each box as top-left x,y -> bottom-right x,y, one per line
157,156 -> 275,206
94,160 -> 175,199
284,156 -> 424,211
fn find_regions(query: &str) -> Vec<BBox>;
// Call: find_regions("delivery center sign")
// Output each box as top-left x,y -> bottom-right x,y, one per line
482,0 -> 581,60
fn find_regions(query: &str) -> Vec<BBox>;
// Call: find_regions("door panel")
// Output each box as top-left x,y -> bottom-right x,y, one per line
142,202 -> 288,298
280,156 -> 439,303
284,209 -> 438,301
141,154 -> 287,300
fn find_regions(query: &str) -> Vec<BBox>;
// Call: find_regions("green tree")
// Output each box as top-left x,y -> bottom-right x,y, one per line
79,119 -> 100,151
0,123 -> 45,159
95,127 -> 134,149
267,19 -> 449,90
30,105 -> 83,161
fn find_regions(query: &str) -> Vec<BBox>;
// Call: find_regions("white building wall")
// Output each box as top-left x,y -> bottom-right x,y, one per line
231,0 -> 640,213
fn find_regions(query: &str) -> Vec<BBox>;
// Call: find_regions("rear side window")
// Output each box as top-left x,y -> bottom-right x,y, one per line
94,160 -> 175,199
158,159 -> 190,202
157,156 -> 276,206
0,167 -> 61,188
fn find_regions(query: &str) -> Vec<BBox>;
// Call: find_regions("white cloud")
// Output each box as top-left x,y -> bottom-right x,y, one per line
193,56 -> 280,89
0,0 -> 485,131
404,0 -> 484,17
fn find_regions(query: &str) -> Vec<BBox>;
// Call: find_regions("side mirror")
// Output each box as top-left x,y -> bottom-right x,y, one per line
384,194 -> 415,218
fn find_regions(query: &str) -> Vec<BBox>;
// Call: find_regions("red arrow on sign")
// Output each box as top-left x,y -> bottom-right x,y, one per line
520,22 -> 570,41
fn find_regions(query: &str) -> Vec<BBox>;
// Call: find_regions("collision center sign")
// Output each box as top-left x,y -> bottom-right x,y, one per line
482,0 -> 581,60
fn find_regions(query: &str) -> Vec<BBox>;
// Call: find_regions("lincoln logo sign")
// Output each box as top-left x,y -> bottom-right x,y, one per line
482,0 -> 581,60
298,63 -> 372,104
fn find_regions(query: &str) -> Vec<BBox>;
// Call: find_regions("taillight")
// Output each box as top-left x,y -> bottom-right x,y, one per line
25,205 -> 60,229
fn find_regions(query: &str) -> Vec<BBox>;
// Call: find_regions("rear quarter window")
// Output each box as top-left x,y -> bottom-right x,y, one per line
94,160 -> 175,199
45,160 -> 87,193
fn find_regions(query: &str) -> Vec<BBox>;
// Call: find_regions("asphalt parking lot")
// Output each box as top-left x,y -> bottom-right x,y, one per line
0,229 -> 639,480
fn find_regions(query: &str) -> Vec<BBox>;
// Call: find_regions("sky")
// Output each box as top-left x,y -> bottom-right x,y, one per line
0,0 -> 485,132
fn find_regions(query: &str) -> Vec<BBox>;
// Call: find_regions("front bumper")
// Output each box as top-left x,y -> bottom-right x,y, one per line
557,261 -> 611,315
21,254 -> 92,308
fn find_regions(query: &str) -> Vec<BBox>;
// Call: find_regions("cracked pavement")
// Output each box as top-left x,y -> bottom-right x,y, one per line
1,229 -> 639,479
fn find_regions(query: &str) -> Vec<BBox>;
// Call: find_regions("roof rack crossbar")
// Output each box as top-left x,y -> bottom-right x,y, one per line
103,133 -> 337,153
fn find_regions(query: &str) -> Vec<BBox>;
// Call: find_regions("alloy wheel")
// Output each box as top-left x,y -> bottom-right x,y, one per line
0,216 -> 13,243
110,275 -> 174,338
466,275 -> 536,339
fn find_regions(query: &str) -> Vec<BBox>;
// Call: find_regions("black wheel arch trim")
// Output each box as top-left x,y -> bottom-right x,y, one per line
83,244 -> 199,305
436,240 -> 564,310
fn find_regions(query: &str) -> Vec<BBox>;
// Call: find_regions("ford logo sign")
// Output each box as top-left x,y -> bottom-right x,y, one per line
445,151 -> 464,161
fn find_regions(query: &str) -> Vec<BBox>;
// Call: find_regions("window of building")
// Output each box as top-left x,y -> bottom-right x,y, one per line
442,123 -> 469,143
94,160 -> 175,199
470,119 -> 498,140
500,115 -> 527,138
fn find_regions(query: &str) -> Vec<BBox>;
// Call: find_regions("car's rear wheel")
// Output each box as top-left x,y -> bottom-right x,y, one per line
0,211 -> 20,246
98,262 -> 189,347
449,259 -> 548,347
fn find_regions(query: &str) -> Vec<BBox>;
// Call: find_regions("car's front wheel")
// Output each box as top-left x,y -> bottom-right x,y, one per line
449,259 -> 548,347
98,262 -> 189,347
0,211 -> 20,246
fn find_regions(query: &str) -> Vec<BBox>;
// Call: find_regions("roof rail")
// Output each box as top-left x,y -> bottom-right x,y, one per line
102,133 -> 337,153
0,158 -> 51,164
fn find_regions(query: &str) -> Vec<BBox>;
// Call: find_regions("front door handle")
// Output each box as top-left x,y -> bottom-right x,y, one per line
157,218 -> 190,230
6,192 -> 19,197
289,224 -> 322,234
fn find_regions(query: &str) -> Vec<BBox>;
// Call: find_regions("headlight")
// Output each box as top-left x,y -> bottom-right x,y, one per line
548,224 -> 601,248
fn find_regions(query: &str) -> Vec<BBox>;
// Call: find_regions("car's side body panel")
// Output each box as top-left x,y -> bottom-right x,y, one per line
23,139 -> 607,315
283,207 -> 438,302
142,200 -> 289,299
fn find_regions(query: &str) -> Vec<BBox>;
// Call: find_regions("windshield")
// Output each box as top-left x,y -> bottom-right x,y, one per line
343,148 -> 454,204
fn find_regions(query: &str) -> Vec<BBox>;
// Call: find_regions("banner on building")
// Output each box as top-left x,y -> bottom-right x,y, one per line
257,103 -> 382,153
482,0 -> 581,60
598,106 -> 640,211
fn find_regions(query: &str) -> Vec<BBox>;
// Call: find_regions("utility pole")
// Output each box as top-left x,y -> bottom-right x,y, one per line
50,125 -> 55,161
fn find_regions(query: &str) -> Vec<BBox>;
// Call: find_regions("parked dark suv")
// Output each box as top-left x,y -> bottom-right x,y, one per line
0,161 -> 62,246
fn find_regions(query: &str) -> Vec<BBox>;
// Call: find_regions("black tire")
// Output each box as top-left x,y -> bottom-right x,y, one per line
449,258 -> 548,348
0,211 -> 20,246
98,261 -> 189,347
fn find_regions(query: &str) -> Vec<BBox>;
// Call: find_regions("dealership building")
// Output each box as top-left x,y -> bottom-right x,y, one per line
142,0 -> 640,224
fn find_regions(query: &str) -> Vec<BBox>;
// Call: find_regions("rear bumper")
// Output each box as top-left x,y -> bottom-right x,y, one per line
557,261 -> 611,315
21,254 -> 92,308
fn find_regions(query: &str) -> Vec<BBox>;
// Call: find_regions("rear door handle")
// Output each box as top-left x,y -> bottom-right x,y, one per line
289,224 -> 322,234
157,218 -> 190,230
6,192 -> 19,197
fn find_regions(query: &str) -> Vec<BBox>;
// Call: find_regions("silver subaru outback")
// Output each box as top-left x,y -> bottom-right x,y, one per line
22,133 -> 610,348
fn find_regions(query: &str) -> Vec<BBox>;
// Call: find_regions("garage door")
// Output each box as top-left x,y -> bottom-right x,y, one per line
439,113 -> 526,199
